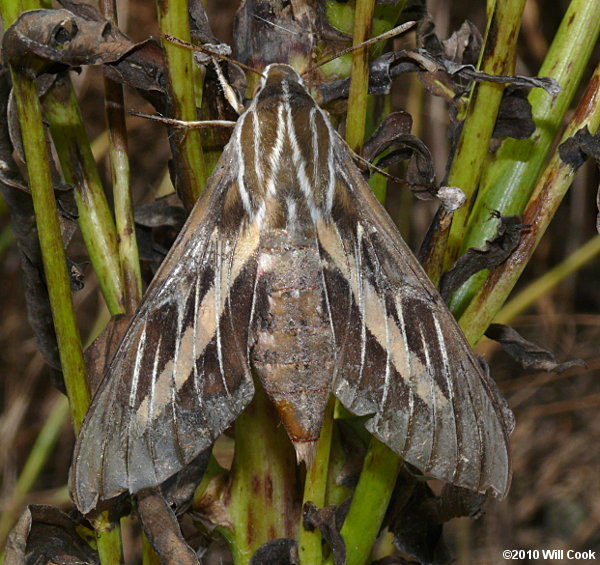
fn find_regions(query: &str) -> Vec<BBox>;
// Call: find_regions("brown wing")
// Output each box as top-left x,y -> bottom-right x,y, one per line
317,149 -> 513,498
70,149 -> 260,514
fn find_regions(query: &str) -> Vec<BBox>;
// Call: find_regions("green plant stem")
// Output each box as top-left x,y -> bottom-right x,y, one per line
450,0 -> 600,316
156,0 -> 207,211
459,62 -> 600,346
442,0 -> 526,271
100,0 -> 142,313
494,234 -> 600,324
326,439 -> 402,565
42,77 -> 125,315
0,395 -> 69,546
96,9 -> 138,561
227,382 -> 300,564
323,1 -> 406,77
298,397 -> 335,565
0,0 -> 28,21
323,423 -> 354,508
345,0 -> 375,156
94,520 -> 123,565
8,70 -> 90,431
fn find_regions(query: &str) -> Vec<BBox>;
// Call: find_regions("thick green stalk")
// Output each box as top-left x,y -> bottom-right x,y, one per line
450,0 -> 600,316
459,63 -> 600,346
228,382 -> 300,564
326,439 -> 402,565
345,0 -> 375,156
298,397 -> 335,565
8,70 -> 90,431
42,77 -> 125,315
100,0 -> 142,313
443,0 -> 526,270
1,0 -> 27,21
494,235 -> 600,324
94,521 -> 124,565
156,0 -> 207,211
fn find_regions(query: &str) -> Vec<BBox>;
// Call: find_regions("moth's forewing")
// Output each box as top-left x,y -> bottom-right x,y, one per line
70,147 -> 258,514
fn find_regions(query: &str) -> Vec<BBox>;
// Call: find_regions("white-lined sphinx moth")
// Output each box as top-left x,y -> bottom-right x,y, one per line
70,64 -> 513,514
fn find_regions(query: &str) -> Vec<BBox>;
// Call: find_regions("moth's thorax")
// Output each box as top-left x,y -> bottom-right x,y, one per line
232,64 -> 337,228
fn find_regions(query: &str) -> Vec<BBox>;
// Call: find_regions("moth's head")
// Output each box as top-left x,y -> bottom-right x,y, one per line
251,63 -> 312,103
260,63 -> 305,89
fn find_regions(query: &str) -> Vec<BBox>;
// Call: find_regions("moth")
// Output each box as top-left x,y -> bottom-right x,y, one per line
70,63 -> 513,514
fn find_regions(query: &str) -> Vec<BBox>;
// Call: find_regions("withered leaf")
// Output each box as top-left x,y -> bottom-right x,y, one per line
189,0 -> 222,45
333,418 -> 369,489
103,40 -> 167,112
134,195 -> 186,278
137,490 -> 200,565
134,195 -> 187,229
362,111 -> 438,200
249,538 -> 299,565
4,505 -> 98,565
363,112 -> 413,161
440,20 -> 482,67
302,501 -> 350,565
160,448 -> 212,511
84,314 -> 131,395
559,126 -> 600,168
419,17 -> 482,71
557,127 -> 600,233
439,214 -> 529,301
493,86 -> 536,139
2,6 -> 167,112
386,470 -> 451,565
234,0 -> 329,71
485,324 -> 586,374
2,8 -> 137,72
436,484 -> 487,522
316,18 -> 558,106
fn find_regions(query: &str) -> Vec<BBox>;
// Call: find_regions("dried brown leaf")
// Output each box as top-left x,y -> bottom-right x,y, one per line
249,538 -> 299,565
485,324 -> 587,373
4,506 -> 98,565
137,490 -> 200,565
439,214 -> 529,301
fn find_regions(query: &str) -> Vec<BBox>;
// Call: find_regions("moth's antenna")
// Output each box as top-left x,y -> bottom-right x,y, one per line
129,110 -> 237,129
304,21 -> 416,75
162,34 -> 264,77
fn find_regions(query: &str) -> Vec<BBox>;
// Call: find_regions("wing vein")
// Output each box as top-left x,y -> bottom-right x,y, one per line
418,321 -> 437,472
124,323 -> 148,490
433,316 -> 459,479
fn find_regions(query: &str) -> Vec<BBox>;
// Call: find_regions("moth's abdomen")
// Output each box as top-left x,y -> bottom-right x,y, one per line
251,228 -> 335,464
